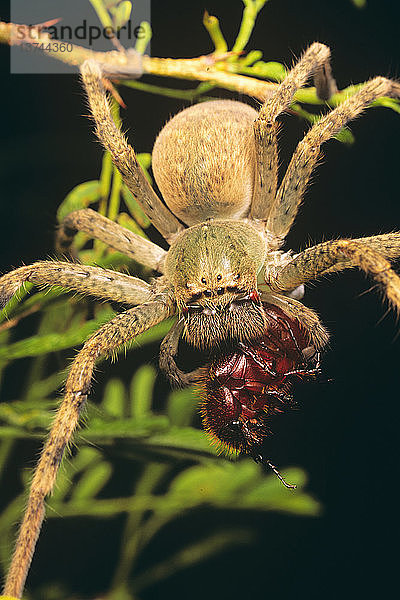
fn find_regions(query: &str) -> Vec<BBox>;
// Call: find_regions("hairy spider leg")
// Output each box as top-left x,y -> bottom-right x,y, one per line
268,77 -> 400,241
3,299 -> 174,599
270,237 -> 400,314
57,208 -> 167,272
250,42 -> 336,226
81,60 -> 183,242
0,261 -> 155,308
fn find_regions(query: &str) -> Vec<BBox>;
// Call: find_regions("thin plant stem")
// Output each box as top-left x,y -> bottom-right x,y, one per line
111,462 -> 168,593
135,21 -> 151,55
108,167 -> 122,223
232,0 -> 270,54
123,79 -> 216,101
99,151 -> 113,215
203,11 -> 228,54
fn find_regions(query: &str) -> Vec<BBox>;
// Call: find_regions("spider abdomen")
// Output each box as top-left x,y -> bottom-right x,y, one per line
152,99 -> 257,226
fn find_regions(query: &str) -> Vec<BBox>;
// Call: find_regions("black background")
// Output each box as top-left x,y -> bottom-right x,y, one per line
1,0 -> 400,599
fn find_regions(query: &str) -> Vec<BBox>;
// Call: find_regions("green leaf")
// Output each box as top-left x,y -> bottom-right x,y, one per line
139,425 -> 214,456
117,212 -> 149,239
137,153 -> 152,181
122,184 -> 151,228
247,60 -> 287,81
373,96 -> 400,114
239,49 -> 262,67
166,386 -> 198,427
102,378 -> 127,418
82,415 -> 170,441
123,80 -> 217,102
0,427 -> 43,440
135,21 -> 151,55
52,447 -> 103,502
25,371 -> 66,402
334,126 -> 355,145
0,312 -> 171,364
71,461 -> 113,501
0,398 -> 57,430
57,181 -> 102,222
168,460 -> 321,515
0,288 -> 66,324
122,154 -> 152,228
232,0 -> 270,54
0,307 -> 115,361
203,11 -> 228,54
291,103 -> 355,145
351,0 -> 366,8
168,460 -> 255,504
89,0 -> 113,29
0,283 -> 33,324
100,151 -> 113,201
134,529 -> 255,591
112,1 -> 132,30
130,364 -> 156,419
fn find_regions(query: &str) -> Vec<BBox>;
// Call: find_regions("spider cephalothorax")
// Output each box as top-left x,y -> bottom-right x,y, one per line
165,220 -> 268,349
2,41 -> 400,598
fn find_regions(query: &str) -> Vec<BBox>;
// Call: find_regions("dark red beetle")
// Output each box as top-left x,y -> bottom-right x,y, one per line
201,303 -> 321,487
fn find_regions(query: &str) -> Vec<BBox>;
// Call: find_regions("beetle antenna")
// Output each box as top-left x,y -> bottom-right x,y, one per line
264,458 -> 297,489
252,451 -> 297,489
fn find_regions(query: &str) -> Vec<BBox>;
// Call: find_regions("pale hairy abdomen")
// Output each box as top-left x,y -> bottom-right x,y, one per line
152,100 -> 257,226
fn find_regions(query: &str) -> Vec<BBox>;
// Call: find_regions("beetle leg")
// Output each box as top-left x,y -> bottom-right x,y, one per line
252,452 -> 296,489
